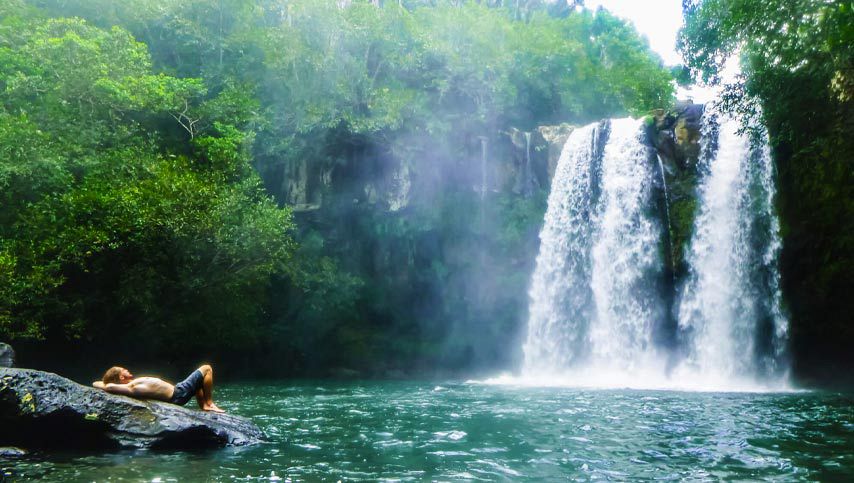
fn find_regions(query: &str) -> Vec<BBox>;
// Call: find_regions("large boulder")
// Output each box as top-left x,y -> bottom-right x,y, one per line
0,368 -> 264,450
0,447 -> 26,457
0,343 -> 13,368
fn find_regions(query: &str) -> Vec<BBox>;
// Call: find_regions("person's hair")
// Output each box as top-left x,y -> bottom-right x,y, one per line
102,366 -> 125,384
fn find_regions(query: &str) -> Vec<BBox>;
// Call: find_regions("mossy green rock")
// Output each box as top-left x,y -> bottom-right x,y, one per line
0,368 -> 264,451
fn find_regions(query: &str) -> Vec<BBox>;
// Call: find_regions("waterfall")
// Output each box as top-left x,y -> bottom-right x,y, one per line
523,122 -> 601,372
523,118 -> 663,378
588,118 -> 661,370
757,133 -> 789,371
518,110 -> 789,391
676,109 -> 788,384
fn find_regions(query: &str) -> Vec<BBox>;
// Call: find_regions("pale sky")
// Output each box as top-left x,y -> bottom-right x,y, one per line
584,0 -> 684,66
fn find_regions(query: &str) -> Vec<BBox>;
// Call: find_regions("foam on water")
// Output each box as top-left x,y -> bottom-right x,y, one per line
476,369 -> 795,393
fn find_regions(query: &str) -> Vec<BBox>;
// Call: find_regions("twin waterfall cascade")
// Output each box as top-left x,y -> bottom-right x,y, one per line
522,110 -> 789,391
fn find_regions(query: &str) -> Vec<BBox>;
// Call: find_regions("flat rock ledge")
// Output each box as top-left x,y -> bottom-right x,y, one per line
0,368 -> 264,451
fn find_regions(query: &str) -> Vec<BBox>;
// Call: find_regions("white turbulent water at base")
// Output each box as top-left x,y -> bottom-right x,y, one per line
523,122 -> 599,372
588,118 -> 660,370
676,112 -> 789,386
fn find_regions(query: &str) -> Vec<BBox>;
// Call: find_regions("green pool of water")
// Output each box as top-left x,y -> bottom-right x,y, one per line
3,381 -> 852,481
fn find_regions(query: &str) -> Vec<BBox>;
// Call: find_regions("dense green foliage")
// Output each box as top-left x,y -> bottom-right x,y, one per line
680,0 -> 853,384
2,0 -> 673,375
0,4 -> 295,361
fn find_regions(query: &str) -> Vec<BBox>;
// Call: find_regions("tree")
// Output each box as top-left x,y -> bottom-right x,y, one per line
0,7 -> 295,362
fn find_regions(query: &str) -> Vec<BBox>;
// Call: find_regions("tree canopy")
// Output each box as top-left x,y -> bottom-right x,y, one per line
0,6 -> 295,360
1,0 -> 676,374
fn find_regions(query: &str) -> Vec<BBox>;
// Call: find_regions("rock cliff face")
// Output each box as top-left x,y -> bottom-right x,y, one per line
647,102 -> 704,278
536,123 -> 575,181
267,108 -> 703,216
0,368 -> 264,451
648,101 -> 704,169
530,104 -> 703,185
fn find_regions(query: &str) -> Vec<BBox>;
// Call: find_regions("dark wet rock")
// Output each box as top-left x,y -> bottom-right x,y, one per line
0,368 -> 264,451
645,102 -> 706,280
0,447 -> 27,457
0,343 -> 13,368
672,102 -> 703,164
383,369 -> 407,379
649,102 -> 704,170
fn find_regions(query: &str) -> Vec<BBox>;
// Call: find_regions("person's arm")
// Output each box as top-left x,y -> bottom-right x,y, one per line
93,381 -> 105,389
102,383 -> 135,396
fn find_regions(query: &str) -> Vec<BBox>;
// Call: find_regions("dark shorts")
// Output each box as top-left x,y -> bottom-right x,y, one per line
170,369 -> 204,405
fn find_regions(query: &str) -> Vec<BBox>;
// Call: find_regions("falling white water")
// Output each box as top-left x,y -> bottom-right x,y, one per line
523,131 -> 535,195
676,108 -> 789,385
588,118 -> 660,370
758,136 -> 789,368
523,122 -> 600,373
514,107 -> 789,391
677,113 -> 755,379
523,118 -> 665,380
515,55 -> 790,391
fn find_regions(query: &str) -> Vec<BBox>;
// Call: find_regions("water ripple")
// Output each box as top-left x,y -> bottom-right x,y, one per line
3,382 -> 852,481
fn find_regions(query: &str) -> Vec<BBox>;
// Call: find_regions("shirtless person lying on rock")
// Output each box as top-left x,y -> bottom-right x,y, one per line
93,364 -> 225,413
